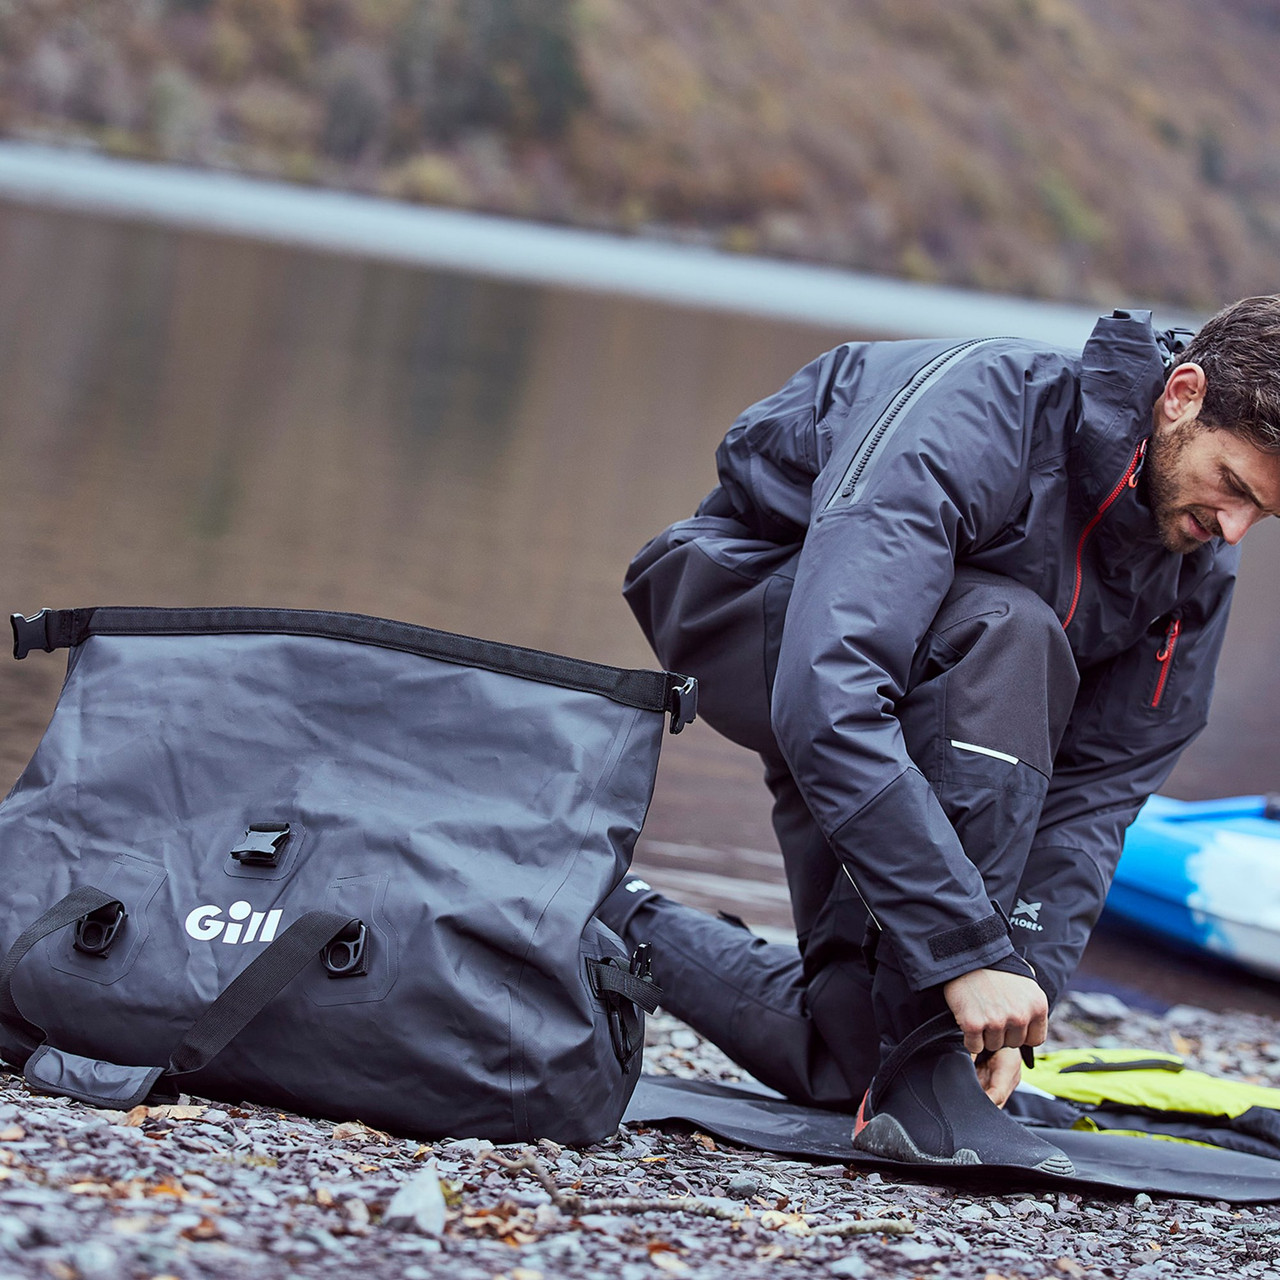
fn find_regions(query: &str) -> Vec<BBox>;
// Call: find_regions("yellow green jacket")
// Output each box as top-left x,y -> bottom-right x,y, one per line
1015,1048 -> 1280,1159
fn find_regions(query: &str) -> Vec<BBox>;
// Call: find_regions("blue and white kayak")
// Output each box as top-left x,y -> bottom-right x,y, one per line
1105,794 -> 1280,980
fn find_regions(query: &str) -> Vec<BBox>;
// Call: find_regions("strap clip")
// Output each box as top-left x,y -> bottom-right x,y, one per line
629,941 -> 653,982
230,823 -> 291,867
667,675 -> 698,735
73,901 -> 127,958
321,921 -> 369,979
11,610 -> 53,661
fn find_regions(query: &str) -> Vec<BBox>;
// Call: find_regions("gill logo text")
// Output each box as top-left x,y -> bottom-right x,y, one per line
184,901 -> 283,944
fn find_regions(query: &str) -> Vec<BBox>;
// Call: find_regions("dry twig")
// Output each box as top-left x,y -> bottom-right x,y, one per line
484,1148 -> 913,1234
810,1218 -> 914,1237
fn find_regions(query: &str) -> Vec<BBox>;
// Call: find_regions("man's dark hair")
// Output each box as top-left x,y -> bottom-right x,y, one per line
1180,295 -> 1280,453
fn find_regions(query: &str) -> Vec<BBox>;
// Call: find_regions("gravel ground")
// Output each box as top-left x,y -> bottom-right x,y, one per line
0,993 -> 1278,1280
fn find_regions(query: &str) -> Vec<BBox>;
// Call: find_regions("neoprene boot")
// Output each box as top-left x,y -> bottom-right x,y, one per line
852,955 -> 1074,1173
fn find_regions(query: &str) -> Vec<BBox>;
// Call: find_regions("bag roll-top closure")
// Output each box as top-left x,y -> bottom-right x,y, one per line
11,607 -> 698,733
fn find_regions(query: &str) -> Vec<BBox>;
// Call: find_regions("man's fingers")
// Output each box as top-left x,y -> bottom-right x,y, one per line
1027,1006 -> 1049,1047
944,968 -> 1049,1058
975,1047 -> 1023,1107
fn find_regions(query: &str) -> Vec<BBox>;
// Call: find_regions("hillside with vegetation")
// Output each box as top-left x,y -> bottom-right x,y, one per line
4,0 -> 1280,309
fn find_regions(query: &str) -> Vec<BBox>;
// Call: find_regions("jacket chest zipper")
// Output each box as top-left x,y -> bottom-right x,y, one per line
823,338 -> 1007,510
1151,616 -> 1181,709
1061,437 -> 1148,631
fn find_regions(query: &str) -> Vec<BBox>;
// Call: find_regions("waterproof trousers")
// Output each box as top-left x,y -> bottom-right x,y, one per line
616,514 -> 1079,1110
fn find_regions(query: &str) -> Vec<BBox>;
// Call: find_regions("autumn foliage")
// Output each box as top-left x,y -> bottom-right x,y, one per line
3,0 -> 1280,308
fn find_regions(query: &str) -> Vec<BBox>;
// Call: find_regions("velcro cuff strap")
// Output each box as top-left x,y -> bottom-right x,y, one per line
24,1045 -> 169,1110
588,960 -> 663,1013
928,912 -> 1008,961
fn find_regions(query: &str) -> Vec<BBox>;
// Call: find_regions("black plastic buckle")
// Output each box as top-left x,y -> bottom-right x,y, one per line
11,610 -> 52,661
667,675 -> 698,735
321,921 -> 369,979
230,823 -> 291,867
74,901 -> 126,957
630,941 -> 653,981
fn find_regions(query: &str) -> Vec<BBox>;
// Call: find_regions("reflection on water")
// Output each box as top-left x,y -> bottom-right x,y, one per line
0,200 -> 840,875
0,201 -> 1277,1001
0,204 -> 837,651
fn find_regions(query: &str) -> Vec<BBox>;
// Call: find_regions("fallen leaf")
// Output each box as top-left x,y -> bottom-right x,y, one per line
180,1217 -> 222,1241
694,1134 -> 717,1152
650,1254 -> 689,1276
145,1181 -> 188,1199
332,1119 -> 391,1144
1054,1260 -> 1086,1278
641,1156 -> 668,1164
149,1105 -> 206,1122
315,1188 -> 334,1207
66,1182 -> 112,1196
0,1125 -> 24,1142
123,1107 -> 149,1128
759,1210 -> 809,1234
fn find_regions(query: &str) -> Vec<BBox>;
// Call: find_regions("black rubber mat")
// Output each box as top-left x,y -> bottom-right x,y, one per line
624,1075 -> 1280,1203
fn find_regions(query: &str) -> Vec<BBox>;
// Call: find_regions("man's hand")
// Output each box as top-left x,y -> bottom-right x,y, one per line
975,1047 -> 1022,1108
942,967 -> 1048,1056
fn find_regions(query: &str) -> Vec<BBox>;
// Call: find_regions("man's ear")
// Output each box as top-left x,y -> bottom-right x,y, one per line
1159,362 -> 1207,426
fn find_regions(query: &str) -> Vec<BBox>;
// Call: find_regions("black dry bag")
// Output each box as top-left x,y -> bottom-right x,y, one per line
0,606 -> 697,1144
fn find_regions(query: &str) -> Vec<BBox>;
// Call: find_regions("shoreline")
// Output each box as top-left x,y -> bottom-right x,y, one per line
0,141 -> 1187,347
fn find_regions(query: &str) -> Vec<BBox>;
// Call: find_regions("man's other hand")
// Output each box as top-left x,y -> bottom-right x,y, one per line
975,1046 -> 1022,1107
942,967 -> 1048,1055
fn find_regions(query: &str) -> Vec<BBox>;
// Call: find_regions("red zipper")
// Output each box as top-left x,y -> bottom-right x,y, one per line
1151,617 -> 1181,708
1062,438 -> 1148,630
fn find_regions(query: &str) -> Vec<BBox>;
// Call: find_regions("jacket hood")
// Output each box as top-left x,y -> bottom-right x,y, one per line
1075,309 -> 1168,506
1077,309 -> 1224,610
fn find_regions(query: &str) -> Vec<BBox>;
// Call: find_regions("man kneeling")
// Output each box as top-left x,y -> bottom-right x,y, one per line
602,300 -> 1280,1169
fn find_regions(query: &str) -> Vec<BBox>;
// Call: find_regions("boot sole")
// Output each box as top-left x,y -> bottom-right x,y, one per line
853,1113 -> 1075,1175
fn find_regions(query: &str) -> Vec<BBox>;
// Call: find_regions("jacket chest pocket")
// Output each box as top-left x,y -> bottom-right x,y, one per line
1147,615 -> 1182,710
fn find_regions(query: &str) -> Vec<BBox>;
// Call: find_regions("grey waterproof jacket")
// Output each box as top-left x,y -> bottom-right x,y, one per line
689,310 -> 1237,1001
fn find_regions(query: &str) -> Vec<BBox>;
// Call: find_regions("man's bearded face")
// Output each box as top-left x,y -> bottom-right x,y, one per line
1142,418 -> 1280,553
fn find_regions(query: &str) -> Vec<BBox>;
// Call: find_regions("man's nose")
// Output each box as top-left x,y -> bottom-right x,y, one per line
1218,505 -> 1261,545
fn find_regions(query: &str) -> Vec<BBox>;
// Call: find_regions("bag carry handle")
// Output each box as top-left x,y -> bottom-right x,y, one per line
0,886 -> 358,1109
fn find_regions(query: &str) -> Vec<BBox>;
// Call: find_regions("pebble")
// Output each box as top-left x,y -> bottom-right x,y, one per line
725,1173 -> 763,1198
828,1255 -> 871,1277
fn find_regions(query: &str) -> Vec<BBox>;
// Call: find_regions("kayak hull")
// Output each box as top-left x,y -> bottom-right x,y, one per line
1104,795 -> 1280,981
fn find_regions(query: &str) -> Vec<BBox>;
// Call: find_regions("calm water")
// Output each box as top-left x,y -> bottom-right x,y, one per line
1,201 -> 1277,1009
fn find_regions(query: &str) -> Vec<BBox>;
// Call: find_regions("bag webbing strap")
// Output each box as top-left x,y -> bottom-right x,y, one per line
166,910 -> 354,1076
0,885 -> 119,1062
588,959 -> 662,1014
